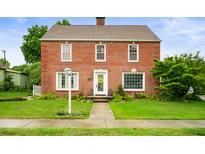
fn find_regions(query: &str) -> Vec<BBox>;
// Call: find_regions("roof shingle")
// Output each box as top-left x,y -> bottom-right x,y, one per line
41,25 -> 160,42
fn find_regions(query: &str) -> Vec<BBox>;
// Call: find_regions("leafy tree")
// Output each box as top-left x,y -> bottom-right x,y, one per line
152,52 -> 205,100
3,75 -> 14,91
21,25 -> 48,63
0,58 -> 10,68
56,19 -> 71,25
24,62 -> 41,89
12,62 -> 41,90
12,64 -> 28,72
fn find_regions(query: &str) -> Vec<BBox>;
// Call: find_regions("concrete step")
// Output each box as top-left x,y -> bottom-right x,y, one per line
93,99 -> 110,103
87,96 -> 113,100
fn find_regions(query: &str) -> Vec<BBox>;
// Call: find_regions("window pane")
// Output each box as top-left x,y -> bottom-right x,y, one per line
71,73 -> 77,89
62,44 -> 70,60
58,73 -> 62,89
124,73 -> 143,89
96,45 -> 105,60
129,45 -> 137,61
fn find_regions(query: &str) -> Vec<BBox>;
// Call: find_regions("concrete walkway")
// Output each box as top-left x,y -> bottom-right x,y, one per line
89,103 -> 114,120
0,103 -> 205,128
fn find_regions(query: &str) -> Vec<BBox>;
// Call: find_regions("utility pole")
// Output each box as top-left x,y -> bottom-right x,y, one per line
1,50 -> 6,68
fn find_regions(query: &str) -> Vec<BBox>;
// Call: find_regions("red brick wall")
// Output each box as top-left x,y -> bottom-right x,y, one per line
41,41 -> 160,96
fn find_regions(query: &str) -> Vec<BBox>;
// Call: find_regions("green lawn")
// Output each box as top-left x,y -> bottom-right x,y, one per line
110,99 -> 205,119
0,91 -> 30,99
0,128 -> 205,136
0,99 -> 92,119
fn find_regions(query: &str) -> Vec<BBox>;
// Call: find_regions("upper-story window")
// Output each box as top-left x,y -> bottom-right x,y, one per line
95,44 -> 106,62
128,44 -> 139,62
61,44 -> 72,62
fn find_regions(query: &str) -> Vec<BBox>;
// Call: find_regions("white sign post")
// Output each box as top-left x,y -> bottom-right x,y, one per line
64,67 -> 72,114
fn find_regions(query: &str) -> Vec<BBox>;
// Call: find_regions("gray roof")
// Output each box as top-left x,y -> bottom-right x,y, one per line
41,25 -> 160,42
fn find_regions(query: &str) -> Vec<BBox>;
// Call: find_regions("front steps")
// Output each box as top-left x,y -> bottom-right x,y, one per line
87,96 -> 113,103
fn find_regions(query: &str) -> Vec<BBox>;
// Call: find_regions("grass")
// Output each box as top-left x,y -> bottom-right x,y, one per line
0,99 -> 92,119
0,128 -> 205,136
110,99 -> 205,119
0,91 -> 30,99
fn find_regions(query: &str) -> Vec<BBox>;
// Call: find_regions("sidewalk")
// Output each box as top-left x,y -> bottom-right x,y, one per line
0,103 -> 205,128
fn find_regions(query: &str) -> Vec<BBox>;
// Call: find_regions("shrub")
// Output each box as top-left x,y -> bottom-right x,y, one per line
78,92 -> 85,100
56,110 -> 86,117
114,84 -> 125,97
123,94 -> 133,101
111,94 -> 123,103
184,93 -> 202,101
145,94 -> 160,101
3,75 -> 15,91
0,97 -> 27,102
134,93 -> 146,99
39,93 -> 56,100
71,95 -> 78,100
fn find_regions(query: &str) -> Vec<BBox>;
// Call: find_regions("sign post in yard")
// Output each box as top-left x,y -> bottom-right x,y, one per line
64,67 -> 72,114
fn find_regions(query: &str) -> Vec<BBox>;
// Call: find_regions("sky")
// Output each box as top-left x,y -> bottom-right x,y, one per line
0,17 -> 205,67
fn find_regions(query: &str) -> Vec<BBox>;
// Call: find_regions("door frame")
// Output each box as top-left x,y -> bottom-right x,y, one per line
93,69 -> 108,96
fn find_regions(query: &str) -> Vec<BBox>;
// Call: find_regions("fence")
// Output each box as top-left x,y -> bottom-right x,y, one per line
33,84 -> 41,96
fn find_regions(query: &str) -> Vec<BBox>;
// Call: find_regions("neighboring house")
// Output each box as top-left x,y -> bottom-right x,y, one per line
0,67 -> 28,89
40,17 -> 160,96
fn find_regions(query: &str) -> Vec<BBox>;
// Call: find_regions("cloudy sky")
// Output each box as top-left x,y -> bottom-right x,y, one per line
0,17 -> 205,67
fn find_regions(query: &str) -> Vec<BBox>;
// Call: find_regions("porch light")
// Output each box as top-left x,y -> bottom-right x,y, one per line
64,67 -> 72,114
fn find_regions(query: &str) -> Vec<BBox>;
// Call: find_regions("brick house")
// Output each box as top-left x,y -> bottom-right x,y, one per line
40,17 -> 160,97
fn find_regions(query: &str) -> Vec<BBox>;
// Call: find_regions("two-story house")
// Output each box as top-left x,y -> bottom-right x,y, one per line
40,17 -> 160,97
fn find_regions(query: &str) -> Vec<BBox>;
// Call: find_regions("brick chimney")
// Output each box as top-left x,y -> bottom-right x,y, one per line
96,17 -> 105,25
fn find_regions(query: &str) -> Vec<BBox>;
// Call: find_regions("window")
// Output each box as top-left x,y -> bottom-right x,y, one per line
128,44 -> 139,62
61,44 -> 72,61
56,72 -> 79,90
122,72 -> 145,91
95,44 -> 106,62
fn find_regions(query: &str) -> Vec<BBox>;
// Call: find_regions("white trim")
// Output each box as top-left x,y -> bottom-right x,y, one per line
122,72 -> 145,91
95,44 -> 106,62
40,38 -> 161,42
61,44 -> 72,62
56,71 -> 79,91
128,44 -> 139,62
93,69 -> 108,96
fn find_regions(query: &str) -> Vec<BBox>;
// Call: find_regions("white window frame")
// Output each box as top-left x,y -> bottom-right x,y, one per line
56,72 -> 79,91
61,44 -> 72,62
128,44 -> 139,62
122,72 -> 145,91
95,44 -> 106,62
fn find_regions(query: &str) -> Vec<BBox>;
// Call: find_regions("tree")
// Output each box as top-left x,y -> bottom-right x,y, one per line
21,25 -> 48,63
56,19 -> 71,25
0,58 -> 10,68
12,62 -> 41,90
3,75 -> 14,91
24,62 -> 41,89
152,52 -> 205,100
12,64 -> 28,72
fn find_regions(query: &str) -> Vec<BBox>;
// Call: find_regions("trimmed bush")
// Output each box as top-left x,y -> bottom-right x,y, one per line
134,93 -> 146,99
111,94 -> 123,103
0,97 -> 27,102
39,93 -> 56,100
123,94 -> 133,101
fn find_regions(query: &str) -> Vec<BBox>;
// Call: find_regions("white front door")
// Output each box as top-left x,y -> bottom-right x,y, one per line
94,69 -> 108,96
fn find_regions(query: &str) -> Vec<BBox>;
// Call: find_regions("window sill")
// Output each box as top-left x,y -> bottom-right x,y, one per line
128,60 -> 139,63
123,89 -> 145,91
61,60 -> 72,62
56,89 -> 79,91
95,60 -> 106,63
